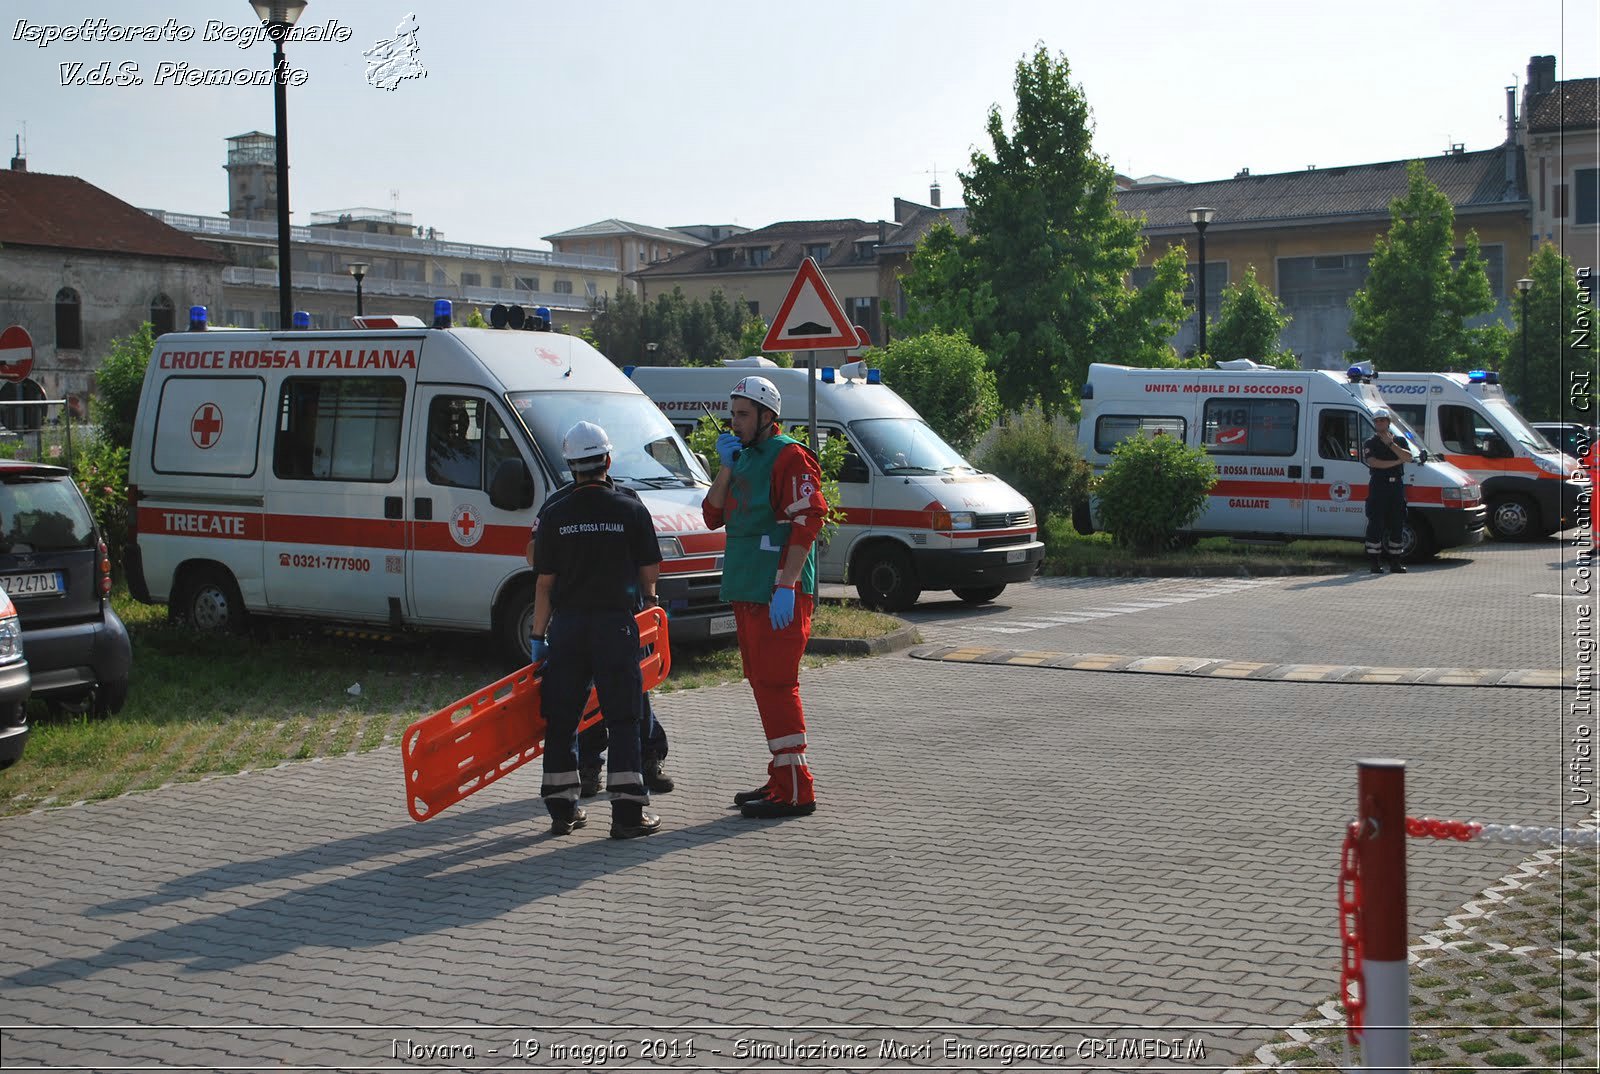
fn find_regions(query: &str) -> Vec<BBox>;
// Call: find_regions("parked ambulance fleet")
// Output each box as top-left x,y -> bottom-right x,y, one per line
1076,361 -> 1489,560
126,306 -> 731,662
630,359 -> 1044,611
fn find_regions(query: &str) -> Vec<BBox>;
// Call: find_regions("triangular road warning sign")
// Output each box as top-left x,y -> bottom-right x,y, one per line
762,257 -> 858,351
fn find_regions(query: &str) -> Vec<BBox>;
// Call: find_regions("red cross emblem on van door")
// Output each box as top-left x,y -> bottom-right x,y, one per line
449,504 -> 485,547
191,403 -> 224,449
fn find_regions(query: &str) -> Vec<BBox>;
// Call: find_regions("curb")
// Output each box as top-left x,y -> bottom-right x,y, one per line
1044,560 -> 1351,578
806,623 -> 920,656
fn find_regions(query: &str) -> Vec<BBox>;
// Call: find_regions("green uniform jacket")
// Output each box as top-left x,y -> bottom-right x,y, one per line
720,433 -> 818,604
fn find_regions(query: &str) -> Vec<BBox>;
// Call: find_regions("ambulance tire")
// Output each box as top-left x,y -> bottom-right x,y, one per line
952,585 -> 1006,605
495,579 -> 536,667
1399,512 -> 1436,563
176,566 -> 249,635
1486,494 -> 1536,541
854,544 -> 921,612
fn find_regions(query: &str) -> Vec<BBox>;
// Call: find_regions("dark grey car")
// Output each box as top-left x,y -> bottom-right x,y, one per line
0,462 -> 130,717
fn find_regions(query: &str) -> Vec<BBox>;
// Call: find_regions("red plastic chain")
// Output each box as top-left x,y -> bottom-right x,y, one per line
1338,820 -> 1364,1044
1405,815 -> 1483,841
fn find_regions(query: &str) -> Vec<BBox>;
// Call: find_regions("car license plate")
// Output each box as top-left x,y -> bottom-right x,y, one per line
2,571 -> 63,596
1005,549 -> 1027,564
710,614 -> 737,636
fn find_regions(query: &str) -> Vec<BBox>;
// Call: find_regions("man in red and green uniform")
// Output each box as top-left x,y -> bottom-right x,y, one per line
703,375 -> 827,819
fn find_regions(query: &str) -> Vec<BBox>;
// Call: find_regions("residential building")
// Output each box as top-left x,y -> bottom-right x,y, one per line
631,218 -> 890,344
543,219 -> 713,293
1520,55 -> 1599,255
0,157 -> 225,420
1122,144 -> 1530,367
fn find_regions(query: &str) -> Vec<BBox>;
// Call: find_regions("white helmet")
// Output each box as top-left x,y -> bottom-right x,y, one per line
563,420 -> 612,471
1372,406 -> 1393,421
731,375 -> 781,417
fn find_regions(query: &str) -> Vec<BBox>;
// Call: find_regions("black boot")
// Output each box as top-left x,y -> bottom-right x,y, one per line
1368,555 -> 1385,574
610,801 -> 661,840
733,784 -> 771,807
547,800 -> 588,837
642,757 -> 674,794
1387,557 -> 1408,574
579,766 -> 602,797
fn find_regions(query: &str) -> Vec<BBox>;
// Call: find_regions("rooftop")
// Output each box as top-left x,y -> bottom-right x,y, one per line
0,169 -> 225,262
543,218 -> 707,247
1528,77 -> 1600,133
632,218 -> 880,279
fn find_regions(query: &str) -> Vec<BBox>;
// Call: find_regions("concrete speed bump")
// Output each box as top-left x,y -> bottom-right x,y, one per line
910,645 -> 1567,689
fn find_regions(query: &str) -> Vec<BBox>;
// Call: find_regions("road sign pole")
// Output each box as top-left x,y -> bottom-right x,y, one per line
807,352 -> 819,454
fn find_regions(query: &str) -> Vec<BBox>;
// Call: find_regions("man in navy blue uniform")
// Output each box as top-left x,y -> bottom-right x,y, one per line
529,421 -> 664,839
1362,407 -> 1414,574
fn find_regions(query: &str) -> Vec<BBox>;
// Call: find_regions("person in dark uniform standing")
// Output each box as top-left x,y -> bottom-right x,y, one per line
1363,406 -> 1413,574
529,421 -> 664,839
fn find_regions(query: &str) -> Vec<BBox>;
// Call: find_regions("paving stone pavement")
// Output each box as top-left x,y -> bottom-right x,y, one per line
0,647 -> 1569,1071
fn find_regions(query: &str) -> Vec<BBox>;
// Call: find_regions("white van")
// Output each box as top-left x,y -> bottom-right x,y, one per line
1374,370 -> 1586,540
1076,361 -> 1487,560
629,360 -> 1043,610
126,311 -> 731,662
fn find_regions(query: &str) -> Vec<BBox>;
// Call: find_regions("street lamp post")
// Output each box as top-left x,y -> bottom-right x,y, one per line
1516,277 -> 1533,408
1188,207 -> 1216,358
646,341 -> 659,366
249,0 -> 307,331
347,261 -> 369,317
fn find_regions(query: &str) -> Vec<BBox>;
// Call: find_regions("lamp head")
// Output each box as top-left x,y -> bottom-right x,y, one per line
346,261 -> 368,282
249,0 -> 308,27
1188,206 -> 1217,228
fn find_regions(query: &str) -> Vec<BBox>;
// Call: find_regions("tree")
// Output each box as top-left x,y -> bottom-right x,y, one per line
866,331 -> 999,453
1347,160 -> 1508,374
93,322 -> 155,451
1509,244 -> 1591,421
973,405 -> 1091,528
1093,432 -> 1216,554
585,287 -> 749,366
1203,266 -> 1297,368
893,46 -> 1188,417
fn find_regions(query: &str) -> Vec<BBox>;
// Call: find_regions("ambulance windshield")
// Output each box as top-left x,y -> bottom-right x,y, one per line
851,418 -> 976,475
506,391 -> 708,487
1481,399 -> 1549,453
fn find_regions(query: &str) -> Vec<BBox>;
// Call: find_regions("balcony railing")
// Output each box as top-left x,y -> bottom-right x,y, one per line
145,209 -> 618,272
220,267 -> 594,311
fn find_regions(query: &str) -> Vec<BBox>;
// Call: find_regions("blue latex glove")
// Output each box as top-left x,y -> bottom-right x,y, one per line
716,432 -> 741,467
769,585 -> 796,630
529,638 -> 550,664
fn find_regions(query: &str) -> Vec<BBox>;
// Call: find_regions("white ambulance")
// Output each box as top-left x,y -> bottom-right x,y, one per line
629,360 -> 1044,610
1075,361 -> 1487,560
1374,369 -> 1586,540
125,308 -> 731,662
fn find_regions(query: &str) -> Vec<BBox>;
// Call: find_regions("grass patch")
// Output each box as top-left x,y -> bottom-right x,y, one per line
1039,517 -> 1369,575
0,588 -> 899,816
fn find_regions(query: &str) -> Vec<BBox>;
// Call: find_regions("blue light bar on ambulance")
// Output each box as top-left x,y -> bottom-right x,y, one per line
292,311 -> 311,330
866,368 -> 882,384
189,305 -> 207,331
433,299 -> 453,329
1467,369 -> 1500,385
623,366 -> 636,377
1347,362 -> 1375,382
821,366 -> 836,383
535,306 -> 552,331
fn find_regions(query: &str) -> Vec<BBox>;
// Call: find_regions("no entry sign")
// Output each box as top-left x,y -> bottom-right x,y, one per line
0,325 -> 34,384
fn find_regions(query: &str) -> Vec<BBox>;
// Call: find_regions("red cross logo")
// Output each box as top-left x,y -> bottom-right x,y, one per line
449,504 -> 484,547
536,347 -> 562,366
191,403 -> 224,449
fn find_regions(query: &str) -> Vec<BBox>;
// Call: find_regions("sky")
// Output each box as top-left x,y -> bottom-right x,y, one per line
3,0 -> 1597,252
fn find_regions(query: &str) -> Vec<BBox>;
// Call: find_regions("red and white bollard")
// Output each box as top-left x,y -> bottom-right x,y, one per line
1356,758 -> 1409,1071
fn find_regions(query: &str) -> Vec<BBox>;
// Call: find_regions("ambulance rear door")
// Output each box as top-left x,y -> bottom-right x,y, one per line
1196,390 -> 1307,536
1305,404 -> 1373,538
404,385 -> 537,627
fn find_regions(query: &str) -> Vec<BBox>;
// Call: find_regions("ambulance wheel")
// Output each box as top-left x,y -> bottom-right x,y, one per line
496,580 -> 536,666
1486,494 -> 1536,541
1400,513 -> 1436,562
177,566 -> 248,634
952,584 -> 1006,605
854,544 -> 921,611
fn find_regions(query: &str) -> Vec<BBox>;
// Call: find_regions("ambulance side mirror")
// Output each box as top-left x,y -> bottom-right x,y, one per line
489,459 -> 535,512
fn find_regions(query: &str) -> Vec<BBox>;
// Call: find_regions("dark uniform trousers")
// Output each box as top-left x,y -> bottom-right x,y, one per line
539,609 -> 648,807
1365,473 -> 1407,559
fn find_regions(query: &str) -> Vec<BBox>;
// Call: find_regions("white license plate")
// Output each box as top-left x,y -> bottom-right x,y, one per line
1005,549 -> 1027,564
709,614 -> 737,636
2,571 -> 63,596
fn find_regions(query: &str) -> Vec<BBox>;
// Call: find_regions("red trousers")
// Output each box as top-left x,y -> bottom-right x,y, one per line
733,594 -> 816,805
